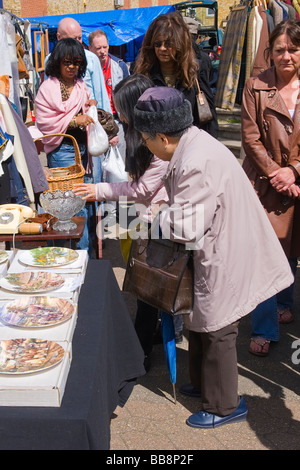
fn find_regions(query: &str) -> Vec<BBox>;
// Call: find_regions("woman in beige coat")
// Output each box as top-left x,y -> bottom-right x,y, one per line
133,86 -> 293,429
242,19 -> 300,355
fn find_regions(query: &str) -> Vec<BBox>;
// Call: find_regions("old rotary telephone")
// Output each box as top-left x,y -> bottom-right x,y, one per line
0,204 -> 34,234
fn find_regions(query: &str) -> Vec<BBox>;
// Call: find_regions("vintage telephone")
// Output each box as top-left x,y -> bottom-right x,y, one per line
0,204 -> 34,234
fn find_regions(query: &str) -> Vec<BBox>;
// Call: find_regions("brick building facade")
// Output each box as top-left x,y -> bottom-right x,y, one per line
3,0 -> 235,28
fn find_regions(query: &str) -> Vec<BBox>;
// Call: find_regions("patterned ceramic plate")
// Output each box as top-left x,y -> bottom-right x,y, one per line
0,251 -> 8,264
0,272 -> 65,293
0,338 -> 65,374
19,247 -> 79,267
0,297 -> 75,328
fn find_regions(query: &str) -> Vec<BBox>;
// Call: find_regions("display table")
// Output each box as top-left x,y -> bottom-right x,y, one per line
0,260 -> 145,450
0,216 -> 85,250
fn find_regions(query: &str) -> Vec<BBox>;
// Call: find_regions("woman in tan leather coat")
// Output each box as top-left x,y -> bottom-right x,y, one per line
242,19 -> 300,356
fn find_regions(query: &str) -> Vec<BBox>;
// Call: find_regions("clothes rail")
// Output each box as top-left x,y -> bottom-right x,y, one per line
0,8 -> 49,28
0,8 -> 27,24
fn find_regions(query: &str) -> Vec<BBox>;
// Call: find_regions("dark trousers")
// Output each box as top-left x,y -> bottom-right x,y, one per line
134,300 -> 158,356
188,322 -> 240,416
134,300 -> 183,356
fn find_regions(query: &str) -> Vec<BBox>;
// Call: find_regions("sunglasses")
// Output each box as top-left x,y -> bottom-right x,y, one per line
153,40 -> 174,49
141,135 -> 151,146
62,58 -> 83,67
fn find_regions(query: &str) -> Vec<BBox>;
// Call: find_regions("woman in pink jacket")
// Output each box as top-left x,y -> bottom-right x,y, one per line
74,75 -> 168,219
74,74 -> 172,370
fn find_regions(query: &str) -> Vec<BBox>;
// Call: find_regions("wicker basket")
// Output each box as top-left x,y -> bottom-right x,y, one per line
34,133 -> 85,192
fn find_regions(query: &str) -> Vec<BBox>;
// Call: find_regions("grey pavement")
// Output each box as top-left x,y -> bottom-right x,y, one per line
100,234 -> 300,451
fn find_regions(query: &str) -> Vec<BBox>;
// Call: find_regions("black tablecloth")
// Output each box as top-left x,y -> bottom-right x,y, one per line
0,260 -> 145,450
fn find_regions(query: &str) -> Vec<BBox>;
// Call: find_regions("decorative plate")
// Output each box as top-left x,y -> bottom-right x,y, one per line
0,297 -> 75,328
0,251 -> 8,264
19,247 -> 79,267
0,338 -> 65,374
0,272 -> 65,293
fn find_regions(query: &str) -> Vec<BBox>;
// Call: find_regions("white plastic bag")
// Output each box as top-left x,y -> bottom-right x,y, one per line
87,105 -> 109,155
101,146 -> 128,183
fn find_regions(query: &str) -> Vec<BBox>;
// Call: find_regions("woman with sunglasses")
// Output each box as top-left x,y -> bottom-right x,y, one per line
35,38 -> 97,170
35,38 -> 97,253
134,12 -> 218,138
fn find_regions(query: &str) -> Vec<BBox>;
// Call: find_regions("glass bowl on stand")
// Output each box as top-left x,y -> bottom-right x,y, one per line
40,190 -> 85,231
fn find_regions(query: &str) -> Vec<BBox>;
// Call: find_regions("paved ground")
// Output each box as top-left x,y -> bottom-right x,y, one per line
99,232 -> 300,451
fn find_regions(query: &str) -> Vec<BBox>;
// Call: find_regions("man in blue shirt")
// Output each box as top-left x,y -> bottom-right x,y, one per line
55,18 -> 111,113
89,30 -> 129,225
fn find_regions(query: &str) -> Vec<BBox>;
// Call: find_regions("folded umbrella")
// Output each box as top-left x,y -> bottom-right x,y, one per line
160,311 -> 177,404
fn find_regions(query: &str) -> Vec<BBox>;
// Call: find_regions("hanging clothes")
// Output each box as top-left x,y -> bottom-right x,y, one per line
249,5 -> 270,78
268,0 -> 284,24
0,126 -> 13,176
0,93 -> 48,208
0,127 -> 13,204
215,5 -> 249,110
0,13 -> 22,116
15,32 -> 29,80
7,99 -> 48,194
283,0 -> 297,18
292,0 -> 300,18
265,7 -> 275,32
14,21 -> 32,81
216,0 -> 299,109
0,15 -> 14,101
245,6 -> 262,81
278,0 -> 290,18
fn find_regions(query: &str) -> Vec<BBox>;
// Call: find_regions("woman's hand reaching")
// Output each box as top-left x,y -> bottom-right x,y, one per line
73,183 -> 96,200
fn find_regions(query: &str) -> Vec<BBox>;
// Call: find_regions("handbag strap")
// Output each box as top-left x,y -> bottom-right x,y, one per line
195,79 -> 205,106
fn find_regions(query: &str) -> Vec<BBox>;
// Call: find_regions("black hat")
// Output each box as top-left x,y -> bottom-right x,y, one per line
134,87 -> 193,134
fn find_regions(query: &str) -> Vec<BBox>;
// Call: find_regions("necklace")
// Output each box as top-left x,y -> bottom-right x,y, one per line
163,72 -> 176,88
59,78 -> 75,101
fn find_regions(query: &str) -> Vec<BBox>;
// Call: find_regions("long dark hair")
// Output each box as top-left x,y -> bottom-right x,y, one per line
46,38 -> 87,79
113,74 -> 155,180
134,12 -> 199,89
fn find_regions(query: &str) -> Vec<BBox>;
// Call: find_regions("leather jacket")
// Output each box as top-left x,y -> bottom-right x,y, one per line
242,66 -> 300,256
149,62 -> 219,138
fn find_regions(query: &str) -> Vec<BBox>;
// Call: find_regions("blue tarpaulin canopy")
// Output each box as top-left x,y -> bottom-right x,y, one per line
25,5 -> 175,46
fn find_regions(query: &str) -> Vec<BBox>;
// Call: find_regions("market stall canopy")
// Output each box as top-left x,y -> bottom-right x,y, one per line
24,5 -> 175,46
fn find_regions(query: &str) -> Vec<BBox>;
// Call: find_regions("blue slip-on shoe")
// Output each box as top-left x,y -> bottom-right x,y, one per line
186,396 -> 248,429
179,383 -> 201,398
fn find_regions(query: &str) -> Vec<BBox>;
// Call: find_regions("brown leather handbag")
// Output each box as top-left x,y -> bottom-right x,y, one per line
123,235 -> 194,315
195,79 -> 213,124
97,109 -> 119,140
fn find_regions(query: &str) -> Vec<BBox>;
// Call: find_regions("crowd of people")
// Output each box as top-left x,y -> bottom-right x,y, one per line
31,11 -> 300,430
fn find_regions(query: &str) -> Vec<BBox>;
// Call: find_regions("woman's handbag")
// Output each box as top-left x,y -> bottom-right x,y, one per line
97,109 -> 119,140
195,80 -> 213,124
123,234 -> 194,315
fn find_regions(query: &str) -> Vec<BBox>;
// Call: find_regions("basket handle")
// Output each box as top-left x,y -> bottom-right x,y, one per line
34,133 -> 81,165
